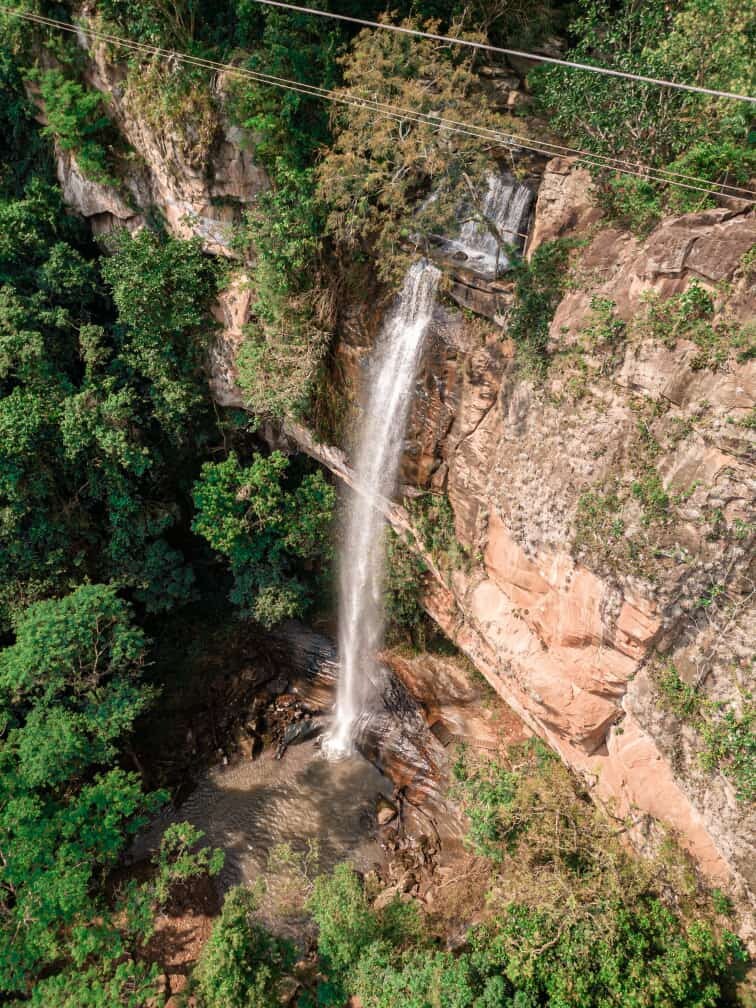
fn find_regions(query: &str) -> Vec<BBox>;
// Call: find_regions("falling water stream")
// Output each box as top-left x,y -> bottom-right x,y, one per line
323,259 -> 441,756
132,191 -> 520,921
435,172 -> 533,278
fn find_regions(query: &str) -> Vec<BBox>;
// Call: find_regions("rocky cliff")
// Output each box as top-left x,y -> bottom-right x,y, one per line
280,162 -> 755,908
48,47 -> 755,915
34,17 -> 268,252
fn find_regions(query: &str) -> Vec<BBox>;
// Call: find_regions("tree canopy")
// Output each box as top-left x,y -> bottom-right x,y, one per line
192,451 -> 335,627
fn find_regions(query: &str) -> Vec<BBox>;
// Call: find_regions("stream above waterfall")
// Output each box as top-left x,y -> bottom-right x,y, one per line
431,172 -> 533,278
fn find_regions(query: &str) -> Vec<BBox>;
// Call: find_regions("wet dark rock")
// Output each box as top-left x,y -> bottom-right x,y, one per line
275,718 -> 324,759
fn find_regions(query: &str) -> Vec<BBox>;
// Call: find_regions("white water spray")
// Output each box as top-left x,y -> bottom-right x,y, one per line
323,259 -> 441,757
438,172 -> 533,279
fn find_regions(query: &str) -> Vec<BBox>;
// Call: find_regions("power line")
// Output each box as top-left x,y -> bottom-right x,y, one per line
4,6 -> 755,206
10,5 -> 755,201
247,0 -> 756,104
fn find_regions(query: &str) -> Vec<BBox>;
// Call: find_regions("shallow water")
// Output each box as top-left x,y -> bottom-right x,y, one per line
140,738 -> 392,911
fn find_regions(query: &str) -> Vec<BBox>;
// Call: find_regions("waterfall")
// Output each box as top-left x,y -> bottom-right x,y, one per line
323,259 -> 441,757
436,172 -> 533,279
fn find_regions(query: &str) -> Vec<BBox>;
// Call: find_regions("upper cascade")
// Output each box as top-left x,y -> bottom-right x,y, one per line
433,172 -> 533,279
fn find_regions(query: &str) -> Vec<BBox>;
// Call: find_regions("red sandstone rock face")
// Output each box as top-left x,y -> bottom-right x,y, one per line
419,576 -> 736,889
384,648 -> 530,754
526,156 -> 603,254
398,174 -> 754,897
210,159 -> 754,908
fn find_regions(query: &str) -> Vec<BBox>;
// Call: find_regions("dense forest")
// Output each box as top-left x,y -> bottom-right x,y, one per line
0,0 -> 753,1004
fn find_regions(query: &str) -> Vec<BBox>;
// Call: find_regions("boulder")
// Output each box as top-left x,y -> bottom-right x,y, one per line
376,797 -> 398,826
527,156 -> 603,255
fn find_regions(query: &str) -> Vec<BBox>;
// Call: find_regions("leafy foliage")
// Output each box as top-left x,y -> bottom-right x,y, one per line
233,164 -> 331,419
299,742 -> 745,1007
229,4 -> 343,169
193,885 -> 295,1008
100,229 -> 222,438
0,582 -> 228,1001
307,862 -> 425,1005
409,492 -> 467,573
657,664 -> 756,803
506,239 -> 576,375
0,72 -> 237,999
316,17 -> 513,278
192,451 -> 335,627
0,190 -> 221,625
97,0 -> 201,48
531,0 -> 755,228
19,822 -> 223,1007
0,584 -> 225,998
33,68 -> 117,185
0,46 -> 51,197
633,280 -> 755,370
384,529 -> 427,644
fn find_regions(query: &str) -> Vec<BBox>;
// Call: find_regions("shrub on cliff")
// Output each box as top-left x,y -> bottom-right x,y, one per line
32,69 -> 118,186
530,0 -> 755,229
384,528 -> 428,646
506,238 -> 576,375
232,164 -> 332,420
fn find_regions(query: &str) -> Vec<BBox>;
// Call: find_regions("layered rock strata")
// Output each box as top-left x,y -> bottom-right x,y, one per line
277,163 -> 755,904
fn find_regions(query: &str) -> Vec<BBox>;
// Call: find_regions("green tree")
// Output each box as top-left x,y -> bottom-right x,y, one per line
316,17 -> 514,278
233,163 -> 330,419
0,184 -> 221,624
193,885 -> 295,1008
0,586 -> 224,1000
307,863 -> 425,1003
21,823 -> 224,1007
33,68 -> 116,185
192,451 -> 335,627
100,228 -> 222,442
0,45 -> 50,197
531,0 -> 755,227
230,3 -> 343,168
0,586 -> 155,994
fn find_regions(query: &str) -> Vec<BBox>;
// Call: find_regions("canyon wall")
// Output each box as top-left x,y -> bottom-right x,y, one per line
284,164 -> 755,905
33,18 -> 268,251
47,46 -> 755,912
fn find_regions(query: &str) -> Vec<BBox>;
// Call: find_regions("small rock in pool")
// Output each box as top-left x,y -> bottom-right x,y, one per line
275,718 -> 323,758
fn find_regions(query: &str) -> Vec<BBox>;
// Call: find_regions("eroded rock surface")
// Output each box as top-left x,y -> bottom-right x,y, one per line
209,271 -> 252,407
42,27 -> 268,252
273,159 -> 755,905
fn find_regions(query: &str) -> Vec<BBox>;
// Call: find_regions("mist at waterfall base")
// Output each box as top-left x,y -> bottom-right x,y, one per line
322,260 -> 441,758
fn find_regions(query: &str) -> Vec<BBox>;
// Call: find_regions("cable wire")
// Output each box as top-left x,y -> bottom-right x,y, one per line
246,0 -> 756,104
4,5 -> 754,205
